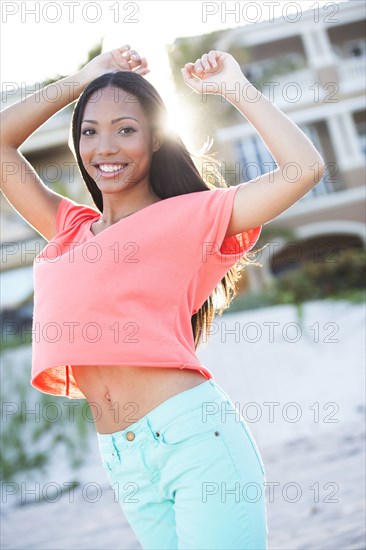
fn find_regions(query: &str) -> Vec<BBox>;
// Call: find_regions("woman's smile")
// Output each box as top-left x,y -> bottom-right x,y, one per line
95,163 -> 130,179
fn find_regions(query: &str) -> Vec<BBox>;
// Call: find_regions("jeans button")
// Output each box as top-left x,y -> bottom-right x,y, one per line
126,431 -> 135,441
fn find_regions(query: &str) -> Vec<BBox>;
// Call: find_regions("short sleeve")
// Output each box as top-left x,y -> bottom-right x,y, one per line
189,185 -> 262,314
196,184 -> 262,262
55,196 -> 99,235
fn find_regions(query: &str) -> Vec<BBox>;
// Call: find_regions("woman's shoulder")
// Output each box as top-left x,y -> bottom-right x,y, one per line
56,196 -> 100,234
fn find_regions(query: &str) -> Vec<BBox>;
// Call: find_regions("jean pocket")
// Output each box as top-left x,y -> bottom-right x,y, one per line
239,420 -> 266,477
159,406 -> 220,449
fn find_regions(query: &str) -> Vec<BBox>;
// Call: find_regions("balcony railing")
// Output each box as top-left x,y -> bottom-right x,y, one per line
338,56 -> 366,94
258,68 -> 326,107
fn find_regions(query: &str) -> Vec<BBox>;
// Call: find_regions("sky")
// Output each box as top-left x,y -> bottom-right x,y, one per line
1,1 -> 348,82
1,0 -> 347,144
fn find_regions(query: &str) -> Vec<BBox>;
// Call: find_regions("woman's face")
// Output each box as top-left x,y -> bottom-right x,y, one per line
79,86 -> 159,192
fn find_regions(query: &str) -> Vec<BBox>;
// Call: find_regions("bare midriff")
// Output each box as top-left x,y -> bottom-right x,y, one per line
71,364 -> 207,434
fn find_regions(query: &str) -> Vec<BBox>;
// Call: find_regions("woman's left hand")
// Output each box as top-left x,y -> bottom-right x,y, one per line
181,51 -> 246,95
79,45 -> 150,84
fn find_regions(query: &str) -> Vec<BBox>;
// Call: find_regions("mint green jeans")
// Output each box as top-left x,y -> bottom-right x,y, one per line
97,379 -> 268,549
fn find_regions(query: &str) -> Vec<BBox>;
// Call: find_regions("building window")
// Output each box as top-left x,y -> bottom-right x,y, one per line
344,39 -> 366,58
235,135 -> 277,182
235,123 -> 331,196
299,124 -> 332,197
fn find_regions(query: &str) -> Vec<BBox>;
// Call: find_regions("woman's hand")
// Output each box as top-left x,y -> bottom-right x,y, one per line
78,44 -> 149,84
181,50 -> 246,95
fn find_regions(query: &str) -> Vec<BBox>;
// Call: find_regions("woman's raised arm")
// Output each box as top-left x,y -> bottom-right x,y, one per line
181,50 -> 325,237
0,45 -> 149,241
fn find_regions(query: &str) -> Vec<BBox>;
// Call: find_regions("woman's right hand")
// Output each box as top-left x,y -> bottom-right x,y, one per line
78,44 -> 149,84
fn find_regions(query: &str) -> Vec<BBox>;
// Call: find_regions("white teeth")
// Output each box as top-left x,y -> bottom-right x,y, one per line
98,164 -> 126,172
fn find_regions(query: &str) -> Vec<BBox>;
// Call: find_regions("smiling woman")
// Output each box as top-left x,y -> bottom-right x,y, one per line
78,85 -> 162,225
0,41 -> 324,549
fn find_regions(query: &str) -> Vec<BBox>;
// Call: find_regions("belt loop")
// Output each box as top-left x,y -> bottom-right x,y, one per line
145,416 -> 160,443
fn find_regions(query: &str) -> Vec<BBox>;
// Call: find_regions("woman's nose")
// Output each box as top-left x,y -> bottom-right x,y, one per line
95,134 -> 120,155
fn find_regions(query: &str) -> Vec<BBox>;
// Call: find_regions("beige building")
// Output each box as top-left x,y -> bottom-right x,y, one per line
210,0 -> 365,292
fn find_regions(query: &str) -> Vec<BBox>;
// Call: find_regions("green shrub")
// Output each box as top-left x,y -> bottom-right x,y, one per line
276,248 -> 365,300
0,362 -> 94,482
229,247 -> 366,313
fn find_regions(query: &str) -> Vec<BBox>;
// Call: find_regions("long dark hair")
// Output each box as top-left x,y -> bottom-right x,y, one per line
70,70 -> 262,348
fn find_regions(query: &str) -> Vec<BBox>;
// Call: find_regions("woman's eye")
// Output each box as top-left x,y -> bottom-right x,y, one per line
120,127 -> 135,135
81,128 -> 95,136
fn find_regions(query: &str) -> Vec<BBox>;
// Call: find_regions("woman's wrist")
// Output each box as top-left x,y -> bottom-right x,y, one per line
219,75 -> 254,106
65,70 -> 92,100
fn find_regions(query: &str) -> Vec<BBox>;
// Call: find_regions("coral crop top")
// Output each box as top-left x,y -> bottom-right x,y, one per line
30,184 -> 262,399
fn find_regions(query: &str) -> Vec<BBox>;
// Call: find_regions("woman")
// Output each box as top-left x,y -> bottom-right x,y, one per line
1,45 -> 324,549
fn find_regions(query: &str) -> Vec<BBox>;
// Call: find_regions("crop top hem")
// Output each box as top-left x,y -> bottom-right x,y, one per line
30,362 -> 214,400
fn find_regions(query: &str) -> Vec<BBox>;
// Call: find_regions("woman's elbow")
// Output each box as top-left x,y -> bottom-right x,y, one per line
302,155 -> 326,187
